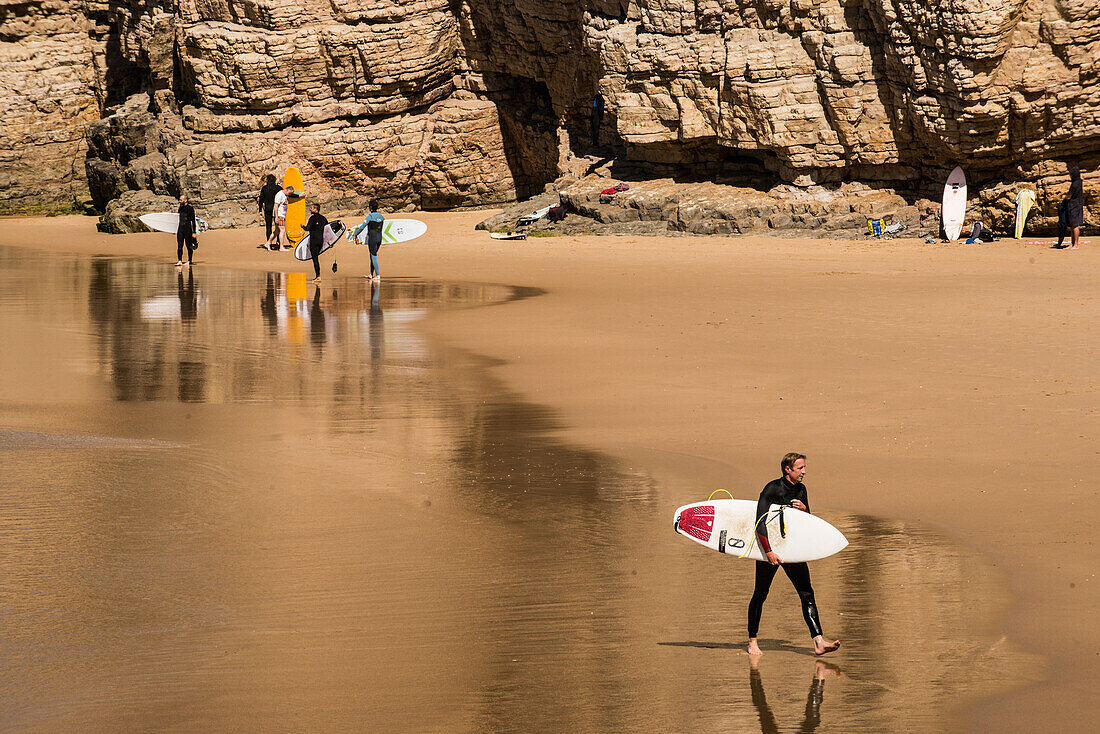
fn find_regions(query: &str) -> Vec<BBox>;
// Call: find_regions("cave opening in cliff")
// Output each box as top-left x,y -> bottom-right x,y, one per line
611,141 -> 782,190
97,26 -> 147,111
489,76 -> 559,200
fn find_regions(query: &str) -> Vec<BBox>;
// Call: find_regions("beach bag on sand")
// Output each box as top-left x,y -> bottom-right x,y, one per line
547,204 -> 566,222
866,218 -> 885,236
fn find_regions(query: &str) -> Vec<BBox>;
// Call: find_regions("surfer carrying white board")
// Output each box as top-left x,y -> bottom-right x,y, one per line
302,203 -> 328,282
746,453 -> 841,657
176,195 -> 197,267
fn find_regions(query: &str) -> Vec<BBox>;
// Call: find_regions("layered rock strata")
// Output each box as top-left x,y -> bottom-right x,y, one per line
1,0 -> 1098,231
0,0 -> 99,213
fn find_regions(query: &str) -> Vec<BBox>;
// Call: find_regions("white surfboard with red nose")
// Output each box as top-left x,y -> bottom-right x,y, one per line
674,499 -> 848,562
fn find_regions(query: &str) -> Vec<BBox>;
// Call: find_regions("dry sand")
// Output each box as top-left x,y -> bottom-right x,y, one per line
2,214 -> 1097,731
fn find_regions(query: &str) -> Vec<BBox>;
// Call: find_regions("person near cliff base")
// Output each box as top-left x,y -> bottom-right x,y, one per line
258,174 -> 281,242
266,185 -> 294,251
1066,166 -> 1085,249
747,453 -> 841,658
302,202 -> 328,282
590,94 -> 604,148
176,195 -> 197,267
1054,198 -> 1069,248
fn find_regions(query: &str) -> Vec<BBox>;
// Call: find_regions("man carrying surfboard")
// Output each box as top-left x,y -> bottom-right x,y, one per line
747,453 -> 840,657
176,195 -> 198,267
301,203 -> 328,282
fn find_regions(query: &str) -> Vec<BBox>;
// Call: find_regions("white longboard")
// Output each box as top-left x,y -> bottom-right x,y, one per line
941,167 -> 967,241
1014,190 -> 1036,239
140,212 -> 209,234
294,220 -> 346,261
674,499 -> 848,562
354,218 -> 427,246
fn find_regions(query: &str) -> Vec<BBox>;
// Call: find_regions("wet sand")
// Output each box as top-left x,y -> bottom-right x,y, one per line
1,215 -> 1097,732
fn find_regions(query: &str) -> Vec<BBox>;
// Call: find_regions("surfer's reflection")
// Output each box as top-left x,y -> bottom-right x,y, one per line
749,657 -> 840,734
309,287 -> 326,349
368,279 -> 383,361
177,268 -> 197,324
260,272 -> 278,336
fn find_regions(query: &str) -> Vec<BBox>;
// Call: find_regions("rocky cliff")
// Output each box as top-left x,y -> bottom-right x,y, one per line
1,0 -> 1097,230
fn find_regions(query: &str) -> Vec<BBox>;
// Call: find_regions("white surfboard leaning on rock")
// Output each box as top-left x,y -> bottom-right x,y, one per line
139,212 -> 209,234
355,219 -> 427,246
674,499 -> 848,563
1014,189 -> 1036,239
941,167 -> 967,241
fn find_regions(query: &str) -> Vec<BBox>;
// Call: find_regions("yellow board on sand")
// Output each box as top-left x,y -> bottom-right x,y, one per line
283,166 -> 306,245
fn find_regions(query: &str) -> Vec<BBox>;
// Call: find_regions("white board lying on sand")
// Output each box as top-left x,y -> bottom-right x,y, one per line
140,212 -> 209,234
490,232 -> 526,240
674,499 -> 848,563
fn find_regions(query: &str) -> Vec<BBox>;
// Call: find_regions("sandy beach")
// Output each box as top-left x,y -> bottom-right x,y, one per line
1,214 -> 1096,732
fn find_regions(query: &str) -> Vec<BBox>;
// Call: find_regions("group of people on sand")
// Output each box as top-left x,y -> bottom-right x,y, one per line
254,173 -> 385,282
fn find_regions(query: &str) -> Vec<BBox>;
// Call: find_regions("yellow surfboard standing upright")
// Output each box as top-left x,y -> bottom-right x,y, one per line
282,166 -> 306,245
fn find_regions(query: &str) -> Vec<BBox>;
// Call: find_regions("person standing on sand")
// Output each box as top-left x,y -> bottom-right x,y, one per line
176,195 -> 197,267
258,174 -> 281,242
266,184 -> 294,251
302,202 -> 328,282
747,453 -> 841,657
363,198 -> 384,281
1066,166 -> 1085,249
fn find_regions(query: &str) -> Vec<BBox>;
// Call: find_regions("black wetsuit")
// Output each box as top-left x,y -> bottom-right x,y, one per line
1067,175 -> 1084,229
590,94 -> 604,147
258,182 -> 281,239
748,477 -> 823,639
177,203 -> 197,263
303,212 -> 328,277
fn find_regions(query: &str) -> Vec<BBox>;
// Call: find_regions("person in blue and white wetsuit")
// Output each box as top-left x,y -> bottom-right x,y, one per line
352,199 -> 385,281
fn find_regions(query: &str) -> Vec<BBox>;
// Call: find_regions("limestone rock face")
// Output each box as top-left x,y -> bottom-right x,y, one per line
1,0 -> 1098,230
0,0 -> 99,213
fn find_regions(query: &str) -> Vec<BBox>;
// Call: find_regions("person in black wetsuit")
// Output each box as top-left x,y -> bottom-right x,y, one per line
590,94 -> 604,148
746,452 -> 840,657
176,195 -> 197,267
302,202 -> 328,282
1065,166 -> 1085,250
257,174 -> 281,242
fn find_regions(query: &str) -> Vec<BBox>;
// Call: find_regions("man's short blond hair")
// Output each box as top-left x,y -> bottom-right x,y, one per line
781,452 -> 806,472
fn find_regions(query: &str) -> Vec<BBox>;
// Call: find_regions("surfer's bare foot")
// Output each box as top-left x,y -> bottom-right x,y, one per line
312,276 -> 322,283
747,638 -> 763,656
812,636 -> 840,655
175,261 -> 183,267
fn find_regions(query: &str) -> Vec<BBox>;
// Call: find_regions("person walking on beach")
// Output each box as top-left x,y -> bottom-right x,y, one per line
266,184 -> 294,251
302,202 -> 328,282
176,195 -> 197,267
747,453 -> 841,657
258,174 -> 281,242
363,199 -> 384,281
1066,166 -> 1085,249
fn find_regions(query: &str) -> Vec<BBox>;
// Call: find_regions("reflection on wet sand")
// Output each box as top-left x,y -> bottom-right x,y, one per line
0,246 -> 1035,732
750,657 -> 839,734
